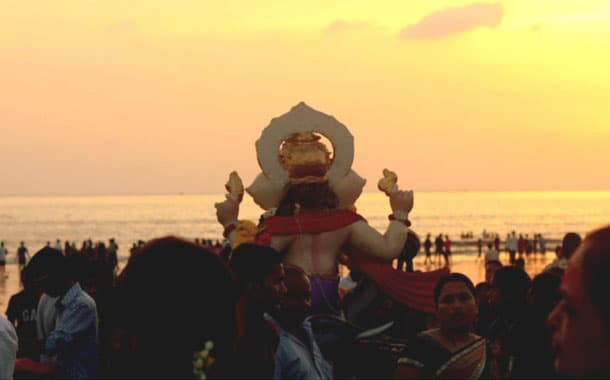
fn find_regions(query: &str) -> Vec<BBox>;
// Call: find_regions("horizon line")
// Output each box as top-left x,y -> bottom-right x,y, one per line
1,189 -> 609,198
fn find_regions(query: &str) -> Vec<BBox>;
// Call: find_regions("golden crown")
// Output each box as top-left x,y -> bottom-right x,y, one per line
279,132 -> 332,184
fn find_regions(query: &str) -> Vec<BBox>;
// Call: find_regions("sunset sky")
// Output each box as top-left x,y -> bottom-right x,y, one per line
1,0 -> 609,195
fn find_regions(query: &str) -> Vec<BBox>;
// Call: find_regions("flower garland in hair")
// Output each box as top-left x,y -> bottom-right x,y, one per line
231,220 -> 272,249
192,341 -> 215,380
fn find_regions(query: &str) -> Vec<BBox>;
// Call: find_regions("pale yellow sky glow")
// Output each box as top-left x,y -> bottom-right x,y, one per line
1,0 -> 609,195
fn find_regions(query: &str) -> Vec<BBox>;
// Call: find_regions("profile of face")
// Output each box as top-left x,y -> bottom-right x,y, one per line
281,268 -> 312,325
258,263 -> 287,312
548,244 -> 610,377
437,281 -> 477,334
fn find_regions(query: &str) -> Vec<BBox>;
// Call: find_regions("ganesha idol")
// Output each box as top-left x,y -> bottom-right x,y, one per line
215,102 -> 447,316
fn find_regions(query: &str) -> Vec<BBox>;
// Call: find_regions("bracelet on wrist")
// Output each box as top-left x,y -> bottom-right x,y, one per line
223,221 -> 238,238
388,214 -> 411,227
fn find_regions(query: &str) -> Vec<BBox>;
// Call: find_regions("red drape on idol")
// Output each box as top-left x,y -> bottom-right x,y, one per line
261,210 -> 449,314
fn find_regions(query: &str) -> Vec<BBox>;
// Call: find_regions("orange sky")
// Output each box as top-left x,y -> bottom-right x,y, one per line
1,0 -> 609,195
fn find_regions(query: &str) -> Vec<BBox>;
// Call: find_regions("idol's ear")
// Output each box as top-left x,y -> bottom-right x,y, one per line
332,170 -> 366,210
246,173 -> 287,211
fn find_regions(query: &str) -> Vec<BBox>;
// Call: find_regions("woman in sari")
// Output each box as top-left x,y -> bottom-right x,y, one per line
394,273 -> 498,379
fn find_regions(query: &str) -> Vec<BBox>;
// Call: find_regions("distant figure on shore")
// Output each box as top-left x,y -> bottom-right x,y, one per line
0,241 -> 7,278
517,234 -> 525,257
506,231 -> 517,264
476,238 -> 483,259
548,225 -> 610,378
397,231 -> 420,272
443,235 -> 452,267
423,234 -> 433,265
484,242 -> 499,264
434,234 -> 444,265
524,234 -> 533,257
493,234 -> 500,252
17,241 -> 29,271
539,233 -> 547,254
54,239 -> 62,253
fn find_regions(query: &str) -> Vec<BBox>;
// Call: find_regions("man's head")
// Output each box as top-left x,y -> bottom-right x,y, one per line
229,243 -> 287,312
490,265 -> 531,309
548,226 -> 610,377
27,247 -> 68,297
279,265 -> 312,326
561,232 -> 582,260
475,282 -> 491,304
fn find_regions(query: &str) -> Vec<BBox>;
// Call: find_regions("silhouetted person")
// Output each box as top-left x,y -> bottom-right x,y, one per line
230,243 -> 287,379
112,237 -> 236,378
397,231 -> 420,272
423,234 -> 433,265
548,225 -> 610,377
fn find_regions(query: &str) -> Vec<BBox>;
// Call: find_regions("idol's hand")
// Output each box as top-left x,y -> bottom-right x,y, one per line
214,194 -> 240,227
390,189 -> 414,215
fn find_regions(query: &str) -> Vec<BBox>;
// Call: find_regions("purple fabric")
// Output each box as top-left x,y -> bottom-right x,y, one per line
310,276 -> 340,316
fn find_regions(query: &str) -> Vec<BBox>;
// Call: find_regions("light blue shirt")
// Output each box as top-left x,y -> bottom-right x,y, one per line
45,283 -> 98,379
266,315 -> 333,380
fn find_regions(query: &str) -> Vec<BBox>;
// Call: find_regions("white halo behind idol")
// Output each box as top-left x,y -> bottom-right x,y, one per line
246,102 -> 365,211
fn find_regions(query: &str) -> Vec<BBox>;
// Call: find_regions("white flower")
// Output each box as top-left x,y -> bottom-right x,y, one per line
204,341 -> 214,351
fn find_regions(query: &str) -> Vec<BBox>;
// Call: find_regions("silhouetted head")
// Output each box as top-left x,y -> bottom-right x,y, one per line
27,247 -> 68,297
118,236 -> 236,378
529,271 -> 561,316
490,265 -> 531,310
561,232 -> 582,260
548,226 -> 610,378
229,243 -> 286,313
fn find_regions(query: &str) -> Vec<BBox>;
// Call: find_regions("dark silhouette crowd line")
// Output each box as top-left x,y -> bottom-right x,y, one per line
2,226 -> 610,379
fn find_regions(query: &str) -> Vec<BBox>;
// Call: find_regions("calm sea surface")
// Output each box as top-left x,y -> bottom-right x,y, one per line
1,191 -> 609,259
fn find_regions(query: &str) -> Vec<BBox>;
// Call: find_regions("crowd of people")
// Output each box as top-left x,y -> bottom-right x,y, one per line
0,225 -> 609,379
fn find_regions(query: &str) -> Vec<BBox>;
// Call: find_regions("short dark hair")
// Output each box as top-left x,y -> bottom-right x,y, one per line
434,273 -> 476,306
493,266 -> 531,303
475,282 -> 491,292
229,243 -> 282,293
27,247 -> 65,280
562,232 -> 582,259
580,226 -> 610,336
